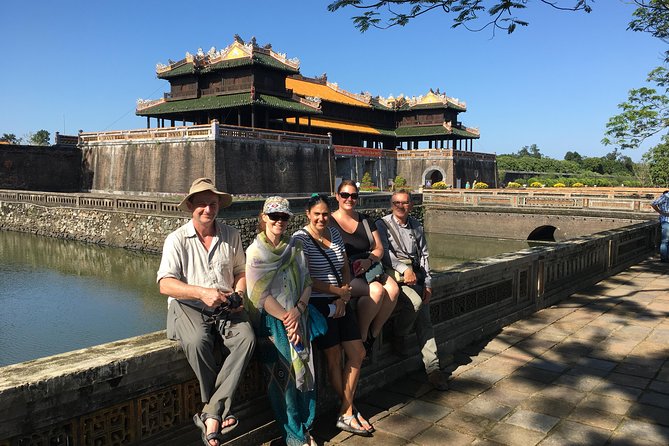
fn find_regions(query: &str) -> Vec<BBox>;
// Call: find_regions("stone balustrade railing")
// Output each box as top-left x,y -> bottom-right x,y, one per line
0,189 -> 394,217
0,220 -> 658,445
395,148 -> 496,161
79,123 -> 331,146
423,188 -> 661,215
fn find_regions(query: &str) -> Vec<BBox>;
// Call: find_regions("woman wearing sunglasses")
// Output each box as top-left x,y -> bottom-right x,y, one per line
330,180 -> 399,357
246,196 -> 317,446
292,194 -> 372,437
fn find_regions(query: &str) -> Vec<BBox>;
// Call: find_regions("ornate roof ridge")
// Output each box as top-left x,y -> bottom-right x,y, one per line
291,74 -> 328,85
156,35 -> 300,75
325,81 -> 372,105
376,89 -> 467,110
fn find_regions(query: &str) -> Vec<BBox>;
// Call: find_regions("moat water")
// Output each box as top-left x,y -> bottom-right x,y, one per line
0,230 -> 533,367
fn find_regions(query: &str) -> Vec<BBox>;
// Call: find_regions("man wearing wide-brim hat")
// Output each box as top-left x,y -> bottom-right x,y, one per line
158,178 -> 255,445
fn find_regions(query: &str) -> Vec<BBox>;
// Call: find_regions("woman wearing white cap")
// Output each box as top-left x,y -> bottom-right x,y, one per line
246,196 -> 317,446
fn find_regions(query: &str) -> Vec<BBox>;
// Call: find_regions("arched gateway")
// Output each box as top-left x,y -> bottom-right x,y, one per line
422,166 -> 446,186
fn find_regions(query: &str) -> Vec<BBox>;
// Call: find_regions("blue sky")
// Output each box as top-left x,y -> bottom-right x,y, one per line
1,1 -> 665,161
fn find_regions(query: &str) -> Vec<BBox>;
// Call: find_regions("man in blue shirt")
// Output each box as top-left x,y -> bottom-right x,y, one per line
651,190 -> 669,263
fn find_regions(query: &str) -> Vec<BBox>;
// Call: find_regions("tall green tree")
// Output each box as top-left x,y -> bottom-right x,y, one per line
0,133 -> 21,144
642,135 -> 669,186
603,1 -> 669,150
564,151 -> 583,163
603,66 -> 669,150
28,130 -> 50,146
328,0 -> 592,34
629,0 -> 669,60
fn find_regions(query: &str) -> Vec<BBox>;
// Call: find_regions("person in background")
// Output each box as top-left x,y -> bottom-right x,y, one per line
293,194 -> 373,437
330,180 -> 399,356
376,190 -> 449,391
651,190 -> 669,263
245,196 -> 316,446
157,178 -> 255,446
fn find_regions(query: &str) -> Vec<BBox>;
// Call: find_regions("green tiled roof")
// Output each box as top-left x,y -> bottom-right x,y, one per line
379,128 -> 397,137
395,125 -> 450,137
447,101 -> 466,111
451,127 -> 479,138
137,93 -> 319,116
159,52 -> 298,79
137,93 -> 251,115
157,63 -> 196,79
255,94 -> 320,113
394,124 -> 478,138
253,53 -> 300,73
201,53 -> 299,74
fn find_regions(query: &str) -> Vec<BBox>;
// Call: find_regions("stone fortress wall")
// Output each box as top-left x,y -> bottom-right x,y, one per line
83,137 -> 334,196
0,144 -> 82,192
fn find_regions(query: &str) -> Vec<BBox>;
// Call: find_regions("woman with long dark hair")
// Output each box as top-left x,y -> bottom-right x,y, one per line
330,180 -> 399,355
292,194 -> 373,436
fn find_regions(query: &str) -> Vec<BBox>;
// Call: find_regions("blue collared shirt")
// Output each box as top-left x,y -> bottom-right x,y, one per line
652,192 -> 669,224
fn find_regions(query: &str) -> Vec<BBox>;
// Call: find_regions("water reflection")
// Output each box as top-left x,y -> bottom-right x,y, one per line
427,233 -> 536,271
0,230 -> 164,366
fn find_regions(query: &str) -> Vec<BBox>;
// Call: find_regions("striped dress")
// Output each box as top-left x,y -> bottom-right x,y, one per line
292,227 -> 346,298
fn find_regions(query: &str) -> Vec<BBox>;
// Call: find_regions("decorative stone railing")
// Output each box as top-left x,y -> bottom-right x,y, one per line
78,123 -> 331,146
54,133 -> 79,146
79,125 -> 213,143
217,125 -> 329,145
423,188 -> 660,215
394,148 -> 496,161
0,220 -> 658,445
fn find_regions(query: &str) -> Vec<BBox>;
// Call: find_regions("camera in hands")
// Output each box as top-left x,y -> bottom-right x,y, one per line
222,291 -> 243,311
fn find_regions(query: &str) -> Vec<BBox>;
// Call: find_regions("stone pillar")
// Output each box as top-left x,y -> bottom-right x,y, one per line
211,119 -> 219,140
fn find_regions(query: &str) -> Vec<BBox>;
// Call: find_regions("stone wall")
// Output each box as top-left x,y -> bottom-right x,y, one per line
216,138 -> 333,194
83,137 -> 333,195
0,220 -> 658,446
82,139 -> 216,194
0,145 -> 82,192
395,151 -> 497,189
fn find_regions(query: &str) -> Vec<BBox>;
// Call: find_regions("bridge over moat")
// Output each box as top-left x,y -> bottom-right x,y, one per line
0,188 -> 664,445
423,188 -> 657,242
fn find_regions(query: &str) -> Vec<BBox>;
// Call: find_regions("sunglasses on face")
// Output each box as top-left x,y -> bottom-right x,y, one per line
339,192 -> 359,200
267,213 -> 290,222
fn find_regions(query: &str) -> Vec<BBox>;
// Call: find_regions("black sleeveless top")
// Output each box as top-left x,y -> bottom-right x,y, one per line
329,213 -> 376,257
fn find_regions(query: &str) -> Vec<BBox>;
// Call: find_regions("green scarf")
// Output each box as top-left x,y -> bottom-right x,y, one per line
246,233 -> 314,390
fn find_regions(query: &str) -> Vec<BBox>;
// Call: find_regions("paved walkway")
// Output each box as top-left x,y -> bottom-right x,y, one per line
305,258 -> 669,445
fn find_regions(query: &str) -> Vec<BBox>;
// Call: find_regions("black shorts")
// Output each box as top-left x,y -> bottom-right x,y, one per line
310,297 -> 361,350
